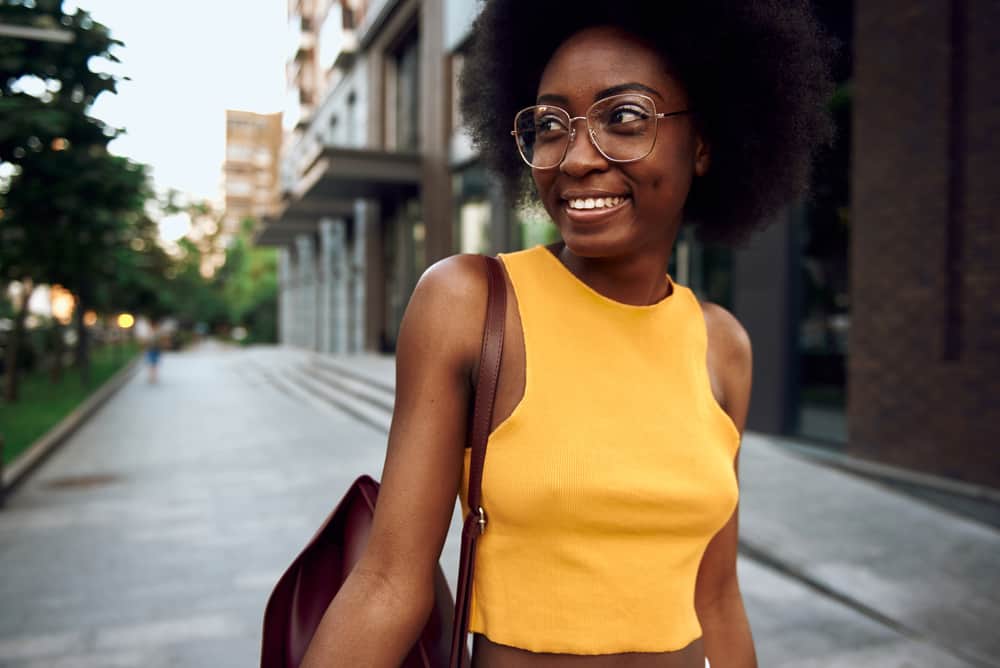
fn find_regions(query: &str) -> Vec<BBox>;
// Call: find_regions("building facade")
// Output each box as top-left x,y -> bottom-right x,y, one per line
259,0 -> 508,354
848,0 -> 1000,488
223,110 -> 283,236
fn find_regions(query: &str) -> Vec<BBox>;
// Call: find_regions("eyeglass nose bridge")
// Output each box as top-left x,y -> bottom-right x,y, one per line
565,115 -> 599,153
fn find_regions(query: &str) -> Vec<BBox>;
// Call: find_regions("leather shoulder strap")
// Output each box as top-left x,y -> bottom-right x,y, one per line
467,255 -> 505,510
449,254 -> 505,668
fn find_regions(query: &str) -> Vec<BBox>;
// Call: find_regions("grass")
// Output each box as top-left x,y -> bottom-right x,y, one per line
0,342 -> 140,466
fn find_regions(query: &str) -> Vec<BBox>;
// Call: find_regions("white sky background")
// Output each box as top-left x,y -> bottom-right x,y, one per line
69,0 -> 287,204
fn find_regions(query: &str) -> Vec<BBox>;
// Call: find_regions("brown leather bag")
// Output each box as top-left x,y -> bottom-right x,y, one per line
260,255 -> 506,668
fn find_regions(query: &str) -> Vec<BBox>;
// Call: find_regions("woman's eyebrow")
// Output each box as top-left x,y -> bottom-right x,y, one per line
594,82 -> 665,101
535,83 -> 666,106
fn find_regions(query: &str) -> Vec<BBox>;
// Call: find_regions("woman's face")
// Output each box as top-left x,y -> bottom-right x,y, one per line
532,26 -> 709,258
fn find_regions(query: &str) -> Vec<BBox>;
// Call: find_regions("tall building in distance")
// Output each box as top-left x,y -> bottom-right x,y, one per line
223,110 -> 283,236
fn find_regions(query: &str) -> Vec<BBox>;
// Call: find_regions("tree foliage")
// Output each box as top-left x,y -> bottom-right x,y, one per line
0,1 -> 279,403
216,218 -> 278,343
0,0 -> 144,397
0,0 -> 122,163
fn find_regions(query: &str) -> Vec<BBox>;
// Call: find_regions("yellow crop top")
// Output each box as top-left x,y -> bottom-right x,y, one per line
459,245 -> 741,655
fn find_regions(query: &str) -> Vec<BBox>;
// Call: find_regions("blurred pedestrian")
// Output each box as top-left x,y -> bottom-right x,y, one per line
145,324 -> 162,384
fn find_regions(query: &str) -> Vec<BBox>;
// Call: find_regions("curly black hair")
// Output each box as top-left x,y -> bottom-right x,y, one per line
459,1 -> 837,245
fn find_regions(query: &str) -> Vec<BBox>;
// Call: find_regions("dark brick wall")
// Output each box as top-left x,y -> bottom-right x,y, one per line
849,0 -> 1000,487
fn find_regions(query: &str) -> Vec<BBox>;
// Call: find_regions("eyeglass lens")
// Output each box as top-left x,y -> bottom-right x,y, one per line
514,94 -> 658,168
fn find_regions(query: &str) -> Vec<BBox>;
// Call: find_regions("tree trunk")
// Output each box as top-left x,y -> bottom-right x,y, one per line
3,281 -> 35,403
74,293 -> 91,387
49,323 -> 64,383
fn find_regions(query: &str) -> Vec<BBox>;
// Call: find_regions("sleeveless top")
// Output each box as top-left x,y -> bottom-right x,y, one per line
459,245 -> 741,655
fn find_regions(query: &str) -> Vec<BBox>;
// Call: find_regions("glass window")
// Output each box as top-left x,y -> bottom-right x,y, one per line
452,166 -> 491,254
795,2 -> 852,444
394,30 -> 420,151
382,198 -> 424,351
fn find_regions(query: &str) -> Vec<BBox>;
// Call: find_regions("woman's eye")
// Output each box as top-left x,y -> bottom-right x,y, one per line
536,115 -> 568,134
607,106 -> 649,125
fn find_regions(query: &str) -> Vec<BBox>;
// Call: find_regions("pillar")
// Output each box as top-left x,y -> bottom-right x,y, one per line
278,248 -> 294,346
318,220 -> 335,354
731,206 -> 802,435
295,233 -> 318,351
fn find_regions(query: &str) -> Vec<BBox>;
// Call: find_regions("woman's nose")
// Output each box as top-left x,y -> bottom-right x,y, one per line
560,118 -> 608,176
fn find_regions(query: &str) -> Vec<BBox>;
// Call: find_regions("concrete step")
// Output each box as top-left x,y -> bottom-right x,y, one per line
307,353 -> 395,395
244,359 -> 346,419
284,365 -> 391,434
296,361 -> 394,415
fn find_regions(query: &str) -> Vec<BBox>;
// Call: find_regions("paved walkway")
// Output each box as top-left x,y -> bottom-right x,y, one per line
0,343 -> 996,667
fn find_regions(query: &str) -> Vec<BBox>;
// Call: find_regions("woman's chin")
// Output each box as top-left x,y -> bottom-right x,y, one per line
558,233 -> 635,259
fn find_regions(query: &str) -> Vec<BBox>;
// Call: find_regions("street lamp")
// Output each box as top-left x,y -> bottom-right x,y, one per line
50,285 -> 75,325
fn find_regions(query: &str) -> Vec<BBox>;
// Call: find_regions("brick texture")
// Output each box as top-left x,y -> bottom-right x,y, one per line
849,0 -> 1000,487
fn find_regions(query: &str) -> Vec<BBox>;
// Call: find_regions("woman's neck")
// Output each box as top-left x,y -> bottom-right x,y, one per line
548,240 -> 676,307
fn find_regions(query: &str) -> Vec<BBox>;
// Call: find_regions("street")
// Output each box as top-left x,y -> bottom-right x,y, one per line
0,343 -> 996,667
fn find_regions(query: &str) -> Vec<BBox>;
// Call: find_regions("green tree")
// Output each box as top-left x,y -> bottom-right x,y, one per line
0,0 -> 146,400
216,218 -> 278,343
94,205 -> 174,322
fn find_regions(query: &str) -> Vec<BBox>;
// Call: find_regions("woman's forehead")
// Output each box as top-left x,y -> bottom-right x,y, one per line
537,26 -> 684,103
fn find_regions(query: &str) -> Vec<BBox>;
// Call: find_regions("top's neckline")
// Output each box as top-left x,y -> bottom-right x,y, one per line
533,244 -> 678,312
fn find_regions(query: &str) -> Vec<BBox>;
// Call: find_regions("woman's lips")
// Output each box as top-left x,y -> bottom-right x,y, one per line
562,196 -> 631,222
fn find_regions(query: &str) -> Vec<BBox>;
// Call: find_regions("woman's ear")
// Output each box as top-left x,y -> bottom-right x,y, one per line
694,132 -> 711,177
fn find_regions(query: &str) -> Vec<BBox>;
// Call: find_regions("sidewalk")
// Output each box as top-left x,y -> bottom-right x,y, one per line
0,343 -> 995,667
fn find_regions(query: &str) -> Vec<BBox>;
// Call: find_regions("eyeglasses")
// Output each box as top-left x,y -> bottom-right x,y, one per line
511,93 -> 691,169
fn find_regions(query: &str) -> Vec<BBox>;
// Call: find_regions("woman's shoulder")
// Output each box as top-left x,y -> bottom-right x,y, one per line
698,300 -> 752,425
698,300 -> 752,367
399,254 -> 494,373
413,253 -> 492,310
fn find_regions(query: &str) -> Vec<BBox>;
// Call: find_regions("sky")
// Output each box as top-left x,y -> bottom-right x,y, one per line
68,0 -> 287,205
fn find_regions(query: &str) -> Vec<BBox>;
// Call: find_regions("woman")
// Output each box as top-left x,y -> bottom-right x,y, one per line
145,322 -> 162,384
301,2 -> 833,666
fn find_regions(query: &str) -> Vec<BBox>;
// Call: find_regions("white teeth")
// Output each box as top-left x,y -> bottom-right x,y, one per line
567,196 -> 626,210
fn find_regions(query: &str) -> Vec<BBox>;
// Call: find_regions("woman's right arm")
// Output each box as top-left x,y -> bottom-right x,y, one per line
300,254 -> 489,668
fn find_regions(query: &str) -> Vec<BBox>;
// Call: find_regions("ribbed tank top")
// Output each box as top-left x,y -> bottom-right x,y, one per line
459,245 -> 741,655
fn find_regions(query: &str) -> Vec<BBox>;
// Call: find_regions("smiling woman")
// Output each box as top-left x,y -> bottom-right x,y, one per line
297,3 -> 834,668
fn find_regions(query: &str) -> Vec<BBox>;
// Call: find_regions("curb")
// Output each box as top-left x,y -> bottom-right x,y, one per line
1,355 -> 142,501
770,435 -> 1000,505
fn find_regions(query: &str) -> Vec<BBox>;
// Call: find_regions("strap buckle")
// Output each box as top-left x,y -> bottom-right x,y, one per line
477,507 -> 487,534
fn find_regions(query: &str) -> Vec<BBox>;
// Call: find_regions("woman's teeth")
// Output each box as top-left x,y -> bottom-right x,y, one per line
566,196 -> 627,210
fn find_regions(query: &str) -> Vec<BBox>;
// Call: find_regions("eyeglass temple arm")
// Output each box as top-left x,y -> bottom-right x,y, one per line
655,109 -> 693,119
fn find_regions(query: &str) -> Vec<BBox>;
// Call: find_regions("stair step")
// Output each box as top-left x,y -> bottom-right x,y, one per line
247,360 -> 344,417
308,354 -> 395,396
285,365 -> 391,434
297,362 -> 394,414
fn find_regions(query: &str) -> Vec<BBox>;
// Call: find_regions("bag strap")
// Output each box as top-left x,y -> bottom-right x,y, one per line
467,256 -> 505,516
449,255 -> 506,668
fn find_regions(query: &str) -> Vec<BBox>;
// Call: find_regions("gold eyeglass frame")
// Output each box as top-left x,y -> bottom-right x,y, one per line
510,93 -> 691,169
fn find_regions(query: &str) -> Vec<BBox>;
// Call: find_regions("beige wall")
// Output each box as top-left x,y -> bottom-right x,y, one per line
223,110 -> 283,233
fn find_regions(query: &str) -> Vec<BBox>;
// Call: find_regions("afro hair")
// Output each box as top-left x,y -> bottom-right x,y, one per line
459,0 -> 837,245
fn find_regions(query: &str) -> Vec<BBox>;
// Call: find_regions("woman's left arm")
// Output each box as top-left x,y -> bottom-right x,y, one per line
696,303 -> 757,668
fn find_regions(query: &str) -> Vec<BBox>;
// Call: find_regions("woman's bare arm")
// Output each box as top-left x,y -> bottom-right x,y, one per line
695,302 -> 757,668
300,255 -> 489,668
